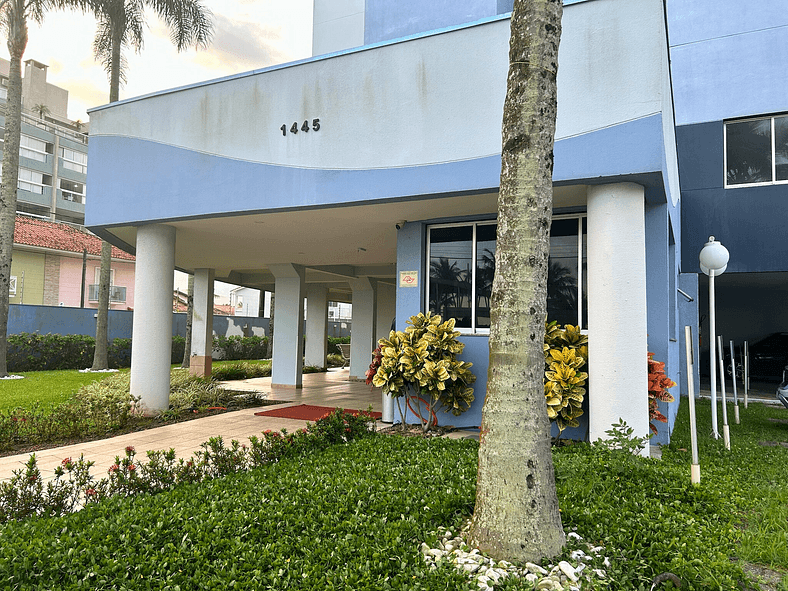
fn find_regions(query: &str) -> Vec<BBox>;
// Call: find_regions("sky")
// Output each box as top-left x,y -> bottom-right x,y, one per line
2,0 -> 314,122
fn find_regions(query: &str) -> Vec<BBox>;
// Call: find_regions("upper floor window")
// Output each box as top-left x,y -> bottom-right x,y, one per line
20,134 -> 49,162
426,215 -> 587,334
17,167 -> 51,194
60,179 -> 85,204
60,147 -> 87,174
725,115 -> 788,187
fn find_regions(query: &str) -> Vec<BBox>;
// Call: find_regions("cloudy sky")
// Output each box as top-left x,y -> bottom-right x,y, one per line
2,0 -> 314,121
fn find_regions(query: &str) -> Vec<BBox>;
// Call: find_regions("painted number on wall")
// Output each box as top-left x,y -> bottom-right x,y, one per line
281,119 -> 320,136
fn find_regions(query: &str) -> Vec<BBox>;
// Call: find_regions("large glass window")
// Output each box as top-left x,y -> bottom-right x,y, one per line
60,147 -> 87,174
60,179 -> 85,204
19,134 -> 49,162
427,216 -> 587,333
725,115 -> 788,186
428,225 -> 474,329
17,167 -> 50,194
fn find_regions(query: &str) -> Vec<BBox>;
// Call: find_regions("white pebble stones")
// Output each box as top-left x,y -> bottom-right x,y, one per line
420,526 -> 609,590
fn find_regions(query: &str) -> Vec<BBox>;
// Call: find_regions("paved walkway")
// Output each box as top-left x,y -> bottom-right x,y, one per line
0,369 -> 382,483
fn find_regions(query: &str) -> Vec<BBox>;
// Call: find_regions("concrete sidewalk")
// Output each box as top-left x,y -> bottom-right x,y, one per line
0,368 -> 382,483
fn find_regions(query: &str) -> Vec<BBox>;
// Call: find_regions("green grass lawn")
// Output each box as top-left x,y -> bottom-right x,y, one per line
2,389 -> 788,589
0,369 -> 115,412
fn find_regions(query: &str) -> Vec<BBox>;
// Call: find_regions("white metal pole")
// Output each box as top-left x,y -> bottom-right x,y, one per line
717,335 -> 730,450
685,326 -> 700,484
730,340 -> 740,424
743,341 -> 749,409
709,271 -> 719,438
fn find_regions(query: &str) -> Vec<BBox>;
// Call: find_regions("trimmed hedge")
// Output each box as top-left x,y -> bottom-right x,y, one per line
212,334 -> 268,360
6,333 -> 259,372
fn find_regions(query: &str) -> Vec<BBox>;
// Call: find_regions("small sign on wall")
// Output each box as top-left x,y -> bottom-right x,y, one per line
399,271 -> 418,288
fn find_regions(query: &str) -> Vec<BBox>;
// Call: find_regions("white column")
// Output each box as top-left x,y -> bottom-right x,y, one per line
130,224 -> 176,414
587,183 -> 650,454
349,277 -> 377,381
189,268 -> 215,377
270,264 -> 305,388
305,284 -> 329,368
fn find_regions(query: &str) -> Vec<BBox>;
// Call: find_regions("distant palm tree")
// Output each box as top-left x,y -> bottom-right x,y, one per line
81,0 -> 214,370
32,102 -> 49,120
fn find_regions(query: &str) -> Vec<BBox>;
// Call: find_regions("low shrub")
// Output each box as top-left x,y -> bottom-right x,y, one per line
213,335 -> 268,360
6,333 -> 185,371
326,353 -> 345,367
0,371 -> 251,451
0,408 -> 379,524
211,360 -> 272,381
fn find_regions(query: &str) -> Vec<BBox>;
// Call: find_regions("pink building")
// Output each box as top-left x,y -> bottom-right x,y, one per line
12,214 -> 135,309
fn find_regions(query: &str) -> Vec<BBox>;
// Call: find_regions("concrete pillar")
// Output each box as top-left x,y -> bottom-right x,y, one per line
645,203 -> 670,444
189,268 -> 215,377
587,183 -> 650,454
270,264 -> 305,388
305,284 -> 329,368
130,224 -> 176,414
375,281 -> 396,342
349,277 -> 377,380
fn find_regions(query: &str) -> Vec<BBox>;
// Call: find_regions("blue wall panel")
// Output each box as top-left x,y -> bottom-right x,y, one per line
364,0 -> 498,45
678,121 -> 788,274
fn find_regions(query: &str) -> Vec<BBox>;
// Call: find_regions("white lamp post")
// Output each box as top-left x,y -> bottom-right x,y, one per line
699,236 -> 729,439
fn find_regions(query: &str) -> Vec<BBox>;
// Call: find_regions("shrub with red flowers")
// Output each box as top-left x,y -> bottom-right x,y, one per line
0,454 -> 97,521
648,352 -> 676,435
365,347 -> 383,386
0,407 -> 377,523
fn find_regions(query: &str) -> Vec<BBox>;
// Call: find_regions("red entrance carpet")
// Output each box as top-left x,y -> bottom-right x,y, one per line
254,404 -> 382,421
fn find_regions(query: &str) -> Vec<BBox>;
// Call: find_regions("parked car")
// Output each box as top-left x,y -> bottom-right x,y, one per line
725,332 -> 788,381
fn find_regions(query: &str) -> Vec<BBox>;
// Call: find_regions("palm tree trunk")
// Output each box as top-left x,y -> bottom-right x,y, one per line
181,274 -> 194,367
92,240 -> 111,369
469,0 -> 565,563
91,23 -> 124,370
0,2 -> 28,377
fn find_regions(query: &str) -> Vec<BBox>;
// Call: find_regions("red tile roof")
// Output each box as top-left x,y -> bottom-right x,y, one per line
13,215 -> 134,261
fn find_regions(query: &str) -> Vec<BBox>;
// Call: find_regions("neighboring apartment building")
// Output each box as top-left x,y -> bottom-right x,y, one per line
84,0 -> 786,445
11,214 -> 134,309
0,58 -> 89,224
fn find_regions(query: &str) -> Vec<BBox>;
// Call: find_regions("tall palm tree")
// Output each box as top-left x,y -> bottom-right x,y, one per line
85,0 -> 213,370
0,0 -> 88,377
469,0 -> 566,563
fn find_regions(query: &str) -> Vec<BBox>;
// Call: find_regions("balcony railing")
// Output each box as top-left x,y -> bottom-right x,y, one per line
88,285 -> 126,303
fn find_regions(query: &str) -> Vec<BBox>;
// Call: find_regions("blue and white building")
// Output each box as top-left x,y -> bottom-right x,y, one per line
84,0 -> 785,444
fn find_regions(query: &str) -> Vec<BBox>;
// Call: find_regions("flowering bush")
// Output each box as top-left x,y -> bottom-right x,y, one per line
371,312 -> 475,432
0,408 -> 377,523
544,323 -> 588,436
647,352 -> 676,435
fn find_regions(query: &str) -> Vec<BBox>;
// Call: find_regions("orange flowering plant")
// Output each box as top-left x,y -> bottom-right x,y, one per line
647,352 -> 676,435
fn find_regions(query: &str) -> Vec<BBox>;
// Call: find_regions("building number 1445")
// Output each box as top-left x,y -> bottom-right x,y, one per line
281,119 -> 320,136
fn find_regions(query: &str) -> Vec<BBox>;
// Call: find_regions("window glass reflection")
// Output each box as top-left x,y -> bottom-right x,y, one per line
429,226 -> 473,328
548,219 -> 580,327
775,116 -> 788,181
475,224 -> 496,329
726,119 -> 772,185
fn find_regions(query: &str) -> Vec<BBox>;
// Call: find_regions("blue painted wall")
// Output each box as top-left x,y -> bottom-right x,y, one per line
677,122 -> 788,274
364,0 -> 502,45
668,0 -> 788,126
